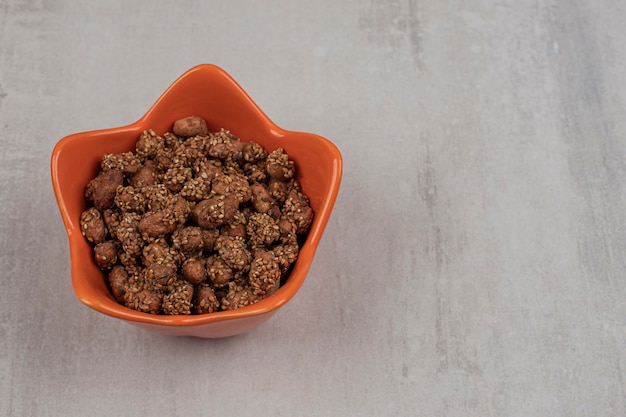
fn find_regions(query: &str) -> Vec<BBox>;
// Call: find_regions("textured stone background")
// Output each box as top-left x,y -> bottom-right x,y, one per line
1,1 -> 625,416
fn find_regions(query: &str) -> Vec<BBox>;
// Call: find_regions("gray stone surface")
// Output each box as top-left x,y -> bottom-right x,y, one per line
1,1 -> 625,416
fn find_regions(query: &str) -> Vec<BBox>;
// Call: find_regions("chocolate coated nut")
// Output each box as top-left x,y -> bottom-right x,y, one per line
172,115 -> 208,137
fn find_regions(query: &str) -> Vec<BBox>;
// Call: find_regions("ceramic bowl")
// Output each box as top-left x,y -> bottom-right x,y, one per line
50,64 -> 342,338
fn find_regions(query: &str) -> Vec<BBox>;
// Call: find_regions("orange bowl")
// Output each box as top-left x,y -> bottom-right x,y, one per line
50,64 -> 342,338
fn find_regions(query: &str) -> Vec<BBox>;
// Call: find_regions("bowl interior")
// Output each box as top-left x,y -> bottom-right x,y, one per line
51,64 -> 342,328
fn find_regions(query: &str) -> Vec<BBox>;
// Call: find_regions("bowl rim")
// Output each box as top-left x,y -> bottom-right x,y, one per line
50,64 -> 342,327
